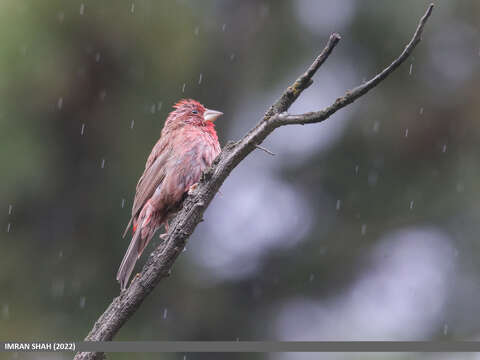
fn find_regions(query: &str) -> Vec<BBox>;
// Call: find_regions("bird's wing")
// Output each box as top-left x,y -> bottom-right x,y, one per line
122,142 -> 171,238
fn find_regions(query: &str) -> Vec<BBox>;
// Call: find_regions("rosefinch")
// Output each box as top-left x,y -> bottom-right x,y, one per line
117,99 -> 222,290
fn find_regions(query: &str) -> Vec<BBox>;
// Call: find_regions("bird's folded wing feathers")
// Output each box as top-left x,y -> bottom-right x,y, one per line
122,146 -> 171,238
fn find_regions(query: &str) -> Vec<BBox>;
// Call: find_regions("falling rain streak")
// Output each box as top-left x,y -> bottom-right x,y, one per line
336,200 -> 341,211
182,83 -> 186,93
222,24 -> 226,31
80,296 -> 86,309
130,120 -> 135,129
409,200 -> 415,210
101,159 -> 106,169
8,204 -> 12,215
361,224 -> 367,235
442,144 -> 447,153
198,73 -> 203,85
409,63 -> 413,75
81,123 -> 85,135
163,308 -> 168,319
79,3 -> 85,15
194,27 -> 199,36
121,198 -> 125,208
130,3 -> 135,13
404,128 -> 409,137
57,97 -> 63,110
6,223 -> 11,233
95,52 -> 101,63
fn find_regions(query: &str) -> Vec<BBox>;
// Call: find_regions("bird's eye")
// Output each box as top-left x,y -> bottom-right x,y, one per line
191,110 -> 198,115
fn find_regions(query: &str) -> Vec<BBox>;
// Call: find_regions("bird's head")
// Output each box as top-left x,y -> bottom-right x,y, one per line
167,99 -> 223,127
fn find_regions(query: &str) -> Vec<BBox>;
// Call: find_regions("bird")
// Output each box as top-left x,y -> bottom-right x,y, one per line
117,99 -> 222,290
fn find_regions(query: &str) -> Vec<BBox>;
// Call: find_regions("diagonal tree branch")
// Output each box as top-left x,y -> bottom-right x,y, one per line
275,3 -> 434,127
74,4 -> 434,359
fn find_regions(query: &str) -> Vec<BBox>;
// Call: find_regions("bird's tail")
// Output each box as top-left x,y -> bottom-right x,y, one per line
116,228 -> 142,291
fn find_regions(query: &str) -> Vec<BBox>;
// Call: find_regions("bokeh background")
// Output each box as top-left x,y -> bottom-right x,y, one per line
1,0 -> 480,359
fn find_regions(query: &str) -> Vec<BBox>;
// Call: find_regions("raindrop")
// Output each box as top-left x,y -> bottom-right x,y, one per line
6,223 -> 11,233
130,120 -> 135,129
52,279 -> 65,297
409,200 -> 414,210
404,128 -> 409,137
309,273 -> 315,282
121,198 -> 126,208
442,144 -> 447,153
373,121 -> 380,133
79,3 -> 85,15
198,73 -> 203,85
336,200 -> 341,211
183,356 -> 187,360
57,97 -> 63,110
58,11 -> 65,23
81,123 -> 86,136
150,104 -> 156,114
182,83 -> 186,93
419,107 -> 424,115
230,53 -> 236,61
157,101 -> 163,111
101,158 -> 106,169
361,224 -> 367,235
409,63 -> 413,75
79,296 -> 86,309
194,26 -> 199,36
163,308 -> 168,319
8,204 -> 12,215
354,165 -> 359,175
130,3 -> 135,13
443,323 -> 448,336
222,24 -> 226,32
99,89 -> 107,101
95,52 -> 101,63
1,304 -> 9,320
456,182 -> 464,193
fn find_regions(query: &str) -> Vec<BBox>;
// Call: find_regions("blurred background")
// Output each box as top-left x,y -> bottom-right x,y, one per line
1,0 -> 480,359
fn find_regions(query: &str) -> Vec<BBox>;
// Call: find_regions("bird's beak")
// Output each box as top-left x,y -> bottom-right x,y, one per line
203,109 -> 223,122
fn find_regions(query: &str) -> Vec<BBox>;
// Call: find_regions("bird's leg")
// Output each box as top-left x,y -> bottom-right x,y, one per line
159,220 -> 169,240
188,182 -> 199,195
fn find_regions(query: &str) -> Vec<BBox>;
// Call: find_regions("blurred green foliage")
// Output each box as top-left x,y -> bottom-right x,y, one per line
1,1 -> 480,360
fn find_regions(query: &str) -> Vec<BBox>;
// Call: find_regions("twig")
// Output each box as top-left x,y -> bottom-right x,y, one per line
74,4 -> 434,359
255,144 -> 276,156
264,32 -> 341,118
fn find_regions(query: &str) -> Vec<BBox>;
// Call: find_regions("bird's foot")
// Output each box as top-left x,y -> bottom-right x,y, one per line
188,182 -> 199,195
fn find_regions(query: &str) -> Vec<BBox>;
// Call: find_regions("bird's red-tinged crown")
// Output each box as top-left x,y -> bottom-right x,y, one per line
173,98 -> 204,111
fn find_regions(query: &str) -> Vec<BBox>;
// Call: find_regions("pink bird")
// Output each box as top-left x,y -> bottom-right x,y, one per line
117,99 -> 222,290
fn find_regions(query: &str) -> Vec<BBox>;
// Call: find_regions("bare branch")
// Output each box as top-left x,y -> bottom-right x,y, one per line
275,3 -> 434,127
263,32 -> 341,118
74,5 -> 433,360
